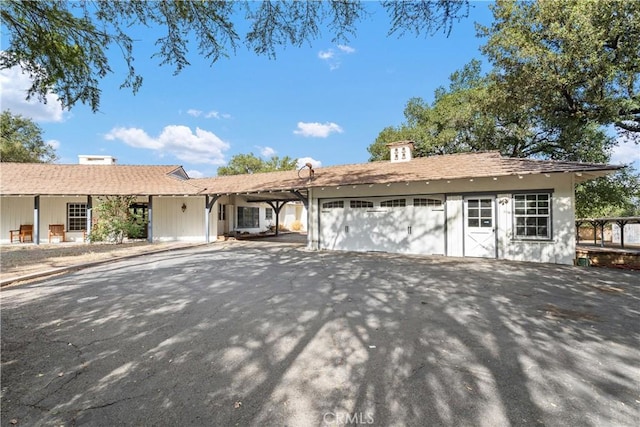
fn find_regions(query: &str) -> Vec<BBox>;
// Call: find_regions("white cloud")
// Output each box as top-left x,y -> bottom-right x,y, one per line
318,45 -> 355,70
296,157 -> 322,169
105,125 -> 230,165
186,108 -> 230,120
47,139 -> 61,150
186,169 -> 205,178
337,45 -> 356,54
611,136 -> 640,166
293,121 -> 343,138
0,64 -> 66,122
318,50 -> 335,60
257,146 -> 276,157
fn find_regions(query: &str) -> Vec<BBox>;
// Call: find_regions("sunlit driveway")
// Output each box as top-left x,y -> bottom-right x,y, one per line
2,241 -> 639,426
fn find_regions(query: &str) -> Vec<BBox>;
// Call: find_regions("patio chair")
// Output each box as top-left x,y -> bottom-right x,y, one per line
9,224 -> 33,243
48,224 -> 66,243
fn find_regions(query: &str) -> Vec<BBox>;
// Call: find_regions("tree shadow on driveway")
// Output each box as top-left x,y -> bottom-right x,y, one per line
2,243 -> 639,426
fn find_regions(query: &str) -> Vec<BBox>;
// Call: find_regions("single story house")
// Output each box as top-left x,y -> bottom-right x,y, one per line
0,142 -> 621,265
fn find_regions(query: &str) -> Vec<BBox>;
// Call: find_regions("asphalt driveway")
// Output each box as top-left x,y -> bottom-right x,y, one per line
2,241 -> 639,426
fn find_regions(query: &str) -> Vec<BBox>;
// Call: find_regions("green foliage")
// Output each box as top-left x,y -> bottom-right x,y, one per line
89,196 -> 145,244
217,153 -> 297,176
1,1 -> 468,112
478,0 -> 640,135
0,110 -> 57,162
370,1 -> 640,216
575,169 -> 640,218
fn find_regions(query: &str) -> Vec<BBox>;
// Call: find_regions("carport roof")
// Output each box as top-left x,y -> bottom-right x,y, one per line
0,163 -> 204,196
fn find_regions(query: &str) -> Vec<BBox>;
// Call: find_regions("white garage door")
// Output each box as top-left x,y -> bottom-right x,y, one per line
319,196 -> 445,255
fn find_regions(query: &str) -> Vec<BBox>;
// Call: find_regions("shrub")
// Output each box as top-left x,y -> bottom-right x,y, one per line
89,196 -> 146,244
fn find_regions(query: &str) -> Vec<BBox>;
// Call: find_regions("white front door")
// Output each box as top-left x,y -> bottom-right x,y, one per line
464,196 -> 496,258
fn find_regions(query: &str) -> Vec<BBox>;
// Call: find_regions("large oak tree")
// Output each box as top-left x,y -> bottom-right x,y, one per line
1,0 -> 469,112
369,0 -> 640,216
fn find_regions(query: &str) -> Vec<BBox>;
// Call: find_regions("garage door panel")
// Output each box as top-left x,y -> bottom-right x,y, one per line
319,195 -> 445,255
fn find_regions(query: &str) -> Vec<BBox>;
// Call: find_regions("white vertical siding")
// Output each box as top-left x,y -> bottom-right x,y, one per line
446,195 -> 464,257
40,196 -> 89,242
152,197 -> 206,242
1,197 -> 34,243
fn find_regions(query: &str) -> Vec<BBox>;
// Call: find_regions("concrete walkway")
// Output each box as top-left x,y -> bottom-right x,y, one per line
2,243 -> 639,426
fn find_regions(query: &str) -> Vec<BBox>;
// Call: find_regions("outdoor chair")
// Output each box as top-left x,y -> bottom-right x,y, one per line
48,224 -> 66,243
9,224 -> 33,243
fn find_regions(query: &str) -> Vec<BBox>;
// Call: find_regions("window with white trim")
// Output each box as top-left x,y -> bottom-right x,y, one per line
67,203 -> 87,231
413,198 -> 442,207
380,199 -> 406,207
322,201 -> 344,209
265,207 -> 273,220
513,193 -> 551,239
350,200 -> 373,208
218,204 -> 226,221
237,206 -> 259,228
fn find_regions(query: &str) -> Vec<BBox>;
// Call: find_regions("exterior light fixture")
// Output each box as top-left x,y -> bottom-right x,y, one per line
181,203 -> 187,213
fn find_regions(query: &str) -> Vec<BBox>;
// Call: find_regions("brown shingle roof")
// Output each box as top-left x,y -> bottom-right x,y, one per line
0,163 -> 203,196
0,152 -> 621,197
193,151 -> 621,194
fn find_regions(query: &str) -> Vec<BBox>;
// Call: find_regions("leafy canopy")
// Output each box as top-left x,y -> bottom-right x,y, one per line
478,0 -> 640,137
369,0 -> 640,217
217,153 -> 297,176
1,0 -> 469,112
0,110 -> 57,163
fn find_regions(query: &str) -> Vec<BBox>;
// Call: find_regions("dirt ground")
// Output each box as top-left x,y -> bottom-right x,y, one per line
0,241 -> 201,283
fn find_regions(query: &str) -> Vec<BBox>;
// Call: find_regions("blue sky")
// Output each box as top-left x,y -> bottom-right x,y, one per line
2,1 -> 637,177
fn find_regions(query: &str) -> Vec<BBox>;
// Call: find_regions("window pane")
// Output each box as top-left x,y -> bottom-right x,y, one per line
481,218 -> 492,227
481,200 -> 492,208
238,207 -> 259,228
468,200 -> 479,208
513,193 -> 551,238
67,203 -> 87,231
480,208 -> 492,218
468,218 -> 479,227
468,208 -> 479,218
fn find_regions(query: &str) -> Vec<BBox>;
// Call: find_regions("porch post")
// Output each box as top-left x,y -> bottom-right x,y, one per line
205,195 -> 221,243
205,196 -> 210,243
616,219 -> 627,249
86,195 -> 92,241
266,201 -> 286,236
34,195 -> 40,245
147,196 -> 153,243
